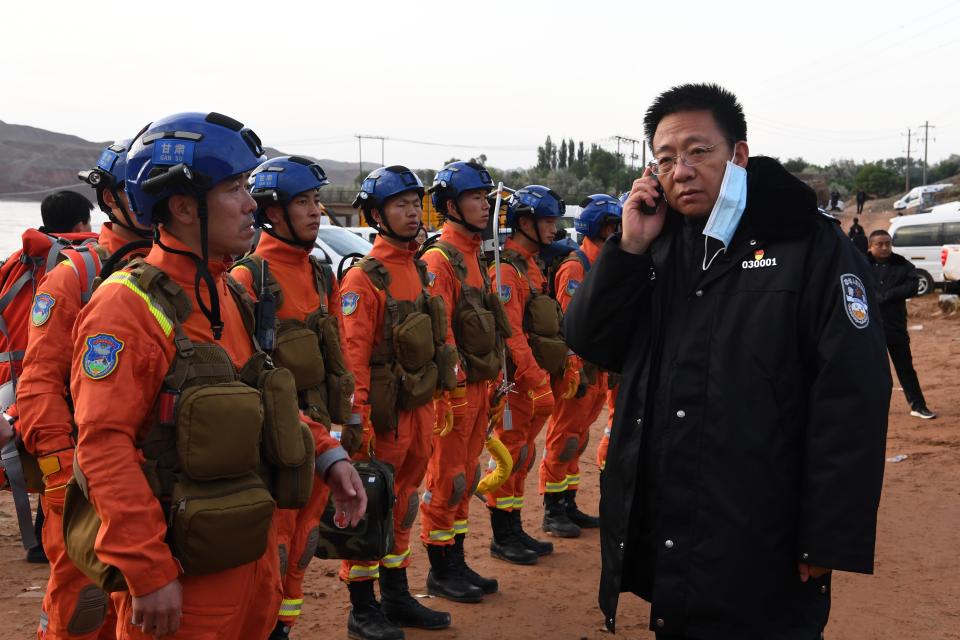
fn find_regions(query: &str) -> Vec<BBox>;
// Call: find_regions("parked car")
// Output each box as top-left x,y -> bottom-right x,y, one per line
344,226 -> 378,245
312,225 -> 373,276
893,184 -> 952,211
888,207 -> 960,294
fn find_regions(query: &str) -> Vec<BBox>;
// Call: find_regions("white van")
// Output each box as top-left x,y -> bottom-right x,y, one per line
892,184 -> 951,211
888,206 -> 960,294
344,226 -> 378,245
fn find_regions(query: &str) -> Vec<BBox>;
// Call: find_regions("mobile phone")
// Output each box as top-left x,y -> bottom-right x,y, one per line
640,174 -> 664,216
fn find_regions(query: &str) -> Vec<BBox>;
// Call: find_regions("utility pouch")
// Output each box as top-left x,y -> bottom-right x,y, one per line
524,294 -> 563,337
273,321 -> 326,390
393,312 -> 435,372
318,315 -> 355,424
368,365 -> 399,435
396,361 -> 438,411
272,423 -> 316,509
434,343 -> 458,391
461,349 -> 502,383
175,382 -> 262,480
485,291 -> 512,338
260,368 -> 307,468
314,458 -> 395,561
62,477 -> 127,593
528,335 -> 569,377
168,472 -> 275,576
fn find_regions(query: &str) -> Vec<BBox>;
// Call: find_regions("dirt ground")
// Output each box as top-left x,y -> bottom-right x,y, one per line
0,297 -> 957,640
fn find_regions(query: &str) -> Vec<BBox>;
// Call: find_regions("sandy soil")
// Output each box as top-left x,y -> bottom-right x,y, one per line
0,296 -> 957,640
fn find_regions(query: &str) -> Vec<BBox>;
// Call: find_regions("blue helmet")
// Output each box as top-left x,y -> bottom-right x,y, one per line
125,112 -> 266,225
575,194 -> 622,239
78,140 -> 130,199
250,156 -> 329,228
353,166 -> 424,238
428,161 -> 495,212
506,185 -> 565,228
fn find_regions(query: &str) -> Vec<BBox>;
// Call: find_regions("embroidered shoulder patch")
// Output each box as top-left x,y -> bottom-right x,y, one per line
498,284 -> 512,303
427,271 -> 438,287
565,279 -> 581,296
31,293 -> 56,327
82,334 -> 124,380
342,292 -> 360,316
840,274 -> 869,329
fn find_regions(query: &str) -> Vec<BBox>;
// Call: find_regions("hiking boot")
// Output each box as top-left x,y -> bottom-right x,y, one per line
488,508 -> 538,565
25,545 -> 48,564
910,406 -> 936,419
267,621 -> 291,639
451,533 -> 498,594
542,493 -> 581,538
564,489 -> 600,529
347,581 -> 404,640
380,567 -> 451,630
511,509 -> 554,556
425,544 -> 484,603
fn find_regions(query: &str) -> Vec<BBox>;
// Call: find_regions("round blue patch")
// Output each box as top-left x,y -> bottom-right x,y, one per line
31,293 -> 56,327
840,274 -> 869,329
342,292 -> 360,317
427,271 -> 438,287
498,285 -> 512,303
565,279 -> 581,296
82,334 -> 124,380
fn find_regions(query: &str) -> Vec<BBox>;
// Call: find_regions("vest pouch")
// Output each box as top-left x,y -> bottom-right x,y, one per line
62,478 -> 127,593
434,343 -> 459,392
318,314 -> 350,379
368,365 -> 399,435
260,368 -> 307,468
176,382 -> 262,481
169,472 -> 275,576
325,371 -> 355,425
455,300 -> 497,356
301,386 -> 332,428
426,295 -> 447,344
315,458 -> 395,561
397,361 -> 438,411
485,290 -> 513,338
17,440 -> 44,493
461,349 -> 502,383
393,312 -> 435,373
524,294 -> 562,337
528,334 -> 568,377
273,321 -> 326,391
272,422 -> 316,509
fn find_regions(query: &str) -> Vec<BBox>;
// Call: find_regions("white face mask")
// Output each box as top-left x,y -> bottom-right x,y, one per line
702,148 -> 748,270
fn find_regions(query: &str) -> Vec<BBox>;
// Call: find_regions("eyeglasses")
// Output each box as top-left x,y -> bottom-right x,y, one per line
649,144 -> 720,176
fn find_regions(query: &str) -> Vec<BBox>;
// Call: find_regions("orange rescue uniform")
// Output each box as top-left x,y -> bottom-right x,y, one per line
70,230 -> 340,639
419,225 -> 489,545
338,236 -> 434,582
231,232 -> 342,627
539,237 -> 607,495
485,238 -> 554,512
18,223 -> 140,640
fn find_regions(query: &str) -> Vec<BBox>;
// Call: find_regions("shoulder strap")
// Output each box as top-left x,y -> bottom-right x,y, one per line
308,255 -> 333,314
234,254 -> 286,310
499,249 -> 536,296
224,273 -> 258,339
357,257 -> 396,366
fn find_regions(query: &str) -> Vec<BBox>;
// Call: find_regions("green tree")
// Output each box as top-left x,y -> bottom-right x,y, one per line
558,140 -> 568,169
856,164 -> 900,197
782,157 -> 808,173
588,146 -> 621,189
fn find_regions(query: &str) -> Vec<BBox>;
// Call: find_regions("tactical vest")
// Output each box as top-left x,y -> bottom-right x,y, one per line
64,259 -> 315,590
232,254 -> 355,427
354,257 -> 456,434
499,249 -> 568,377
423,241 -> 511,383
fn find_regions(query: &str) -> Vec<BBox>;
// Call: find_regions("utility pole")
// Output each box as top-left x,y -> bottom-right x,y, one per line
903,128 -> 912,193
917,121 -> 935,186
612,135 -> 642,167
356,134 -> 387,175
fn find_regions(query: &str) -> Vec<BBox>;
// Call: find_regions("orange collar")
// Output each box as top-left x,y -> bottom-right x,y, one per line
254,232 -> 310,267
581,237 -> 602,263
439,224 -> 481,254
504,237 -> 537,260
369,234 -> 418,266
98,222 -> 149,256
146,229 -> 231,283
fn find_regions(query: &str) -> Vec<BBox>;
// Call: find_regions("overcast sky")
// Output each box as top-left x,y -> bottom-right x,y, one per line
3,0 -> 959,174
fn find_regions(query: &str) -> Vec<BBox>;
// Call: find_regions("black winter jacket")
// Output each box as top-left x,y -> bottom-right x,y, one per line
565,157 -> 891,639
866,252 -> 919,337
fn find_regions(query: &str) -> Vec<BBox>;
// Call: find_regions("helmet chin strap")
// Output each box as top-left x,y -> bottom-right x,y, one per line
446,199 -> 486,234
108,188 -> 152,239
264,205 -> 314,251
372,210 -> 419,243
517,214 -> 548,248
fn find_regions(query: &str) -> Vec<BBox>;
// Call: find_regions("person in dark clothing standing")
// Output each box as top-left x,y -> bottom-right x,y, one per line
867,229 -> 936,419
856,188 -> 867,214
849,217 -> 867,254
564,83 -> 891,640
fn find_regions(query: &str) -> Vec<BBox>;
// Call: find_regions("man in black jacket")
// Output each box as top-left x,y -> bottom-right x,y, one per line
564,83 -> 891,640
867,229 -> 936,419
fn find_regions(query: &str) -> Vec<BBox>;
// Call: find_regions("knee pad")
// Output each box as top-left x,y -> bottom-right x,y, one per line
526,444 -> 537,472
279,543 -> 289,577
401,490 -> 420,530
558,436 -> 579,462
66,585 -> 108,635
448,473 -> 466,507
515,445 -> 529,475
298,527 -> 320,570
578,433 -> 590,456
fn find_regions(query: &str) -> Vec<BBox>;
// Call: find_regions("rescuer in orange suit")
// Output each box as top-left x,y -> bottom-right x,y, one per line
538,194 -> 623,539
232,155 -> 351,639
418,161 -> 505,602
338,166 -> 451,640
69,112 -> 365,640
484,185 -> 577,565
17,140 -> 153,640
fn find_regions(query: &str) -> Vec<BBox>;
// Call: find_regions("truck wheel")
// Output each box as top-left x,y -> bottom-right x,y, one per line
917,270 -> 934,296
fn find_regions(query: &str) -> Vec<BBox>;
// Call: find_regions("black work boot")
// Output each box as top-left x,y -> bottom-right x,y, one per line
488,508 -> 538,565
380,566 -> 452,630
564,489 -> 600,529
347,580 -> 405,640
425,543 -> 484,603
542,493 -> 581,538
513,509 -> 555,555
267,620 -> 291,639
452,533 -> 498,594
